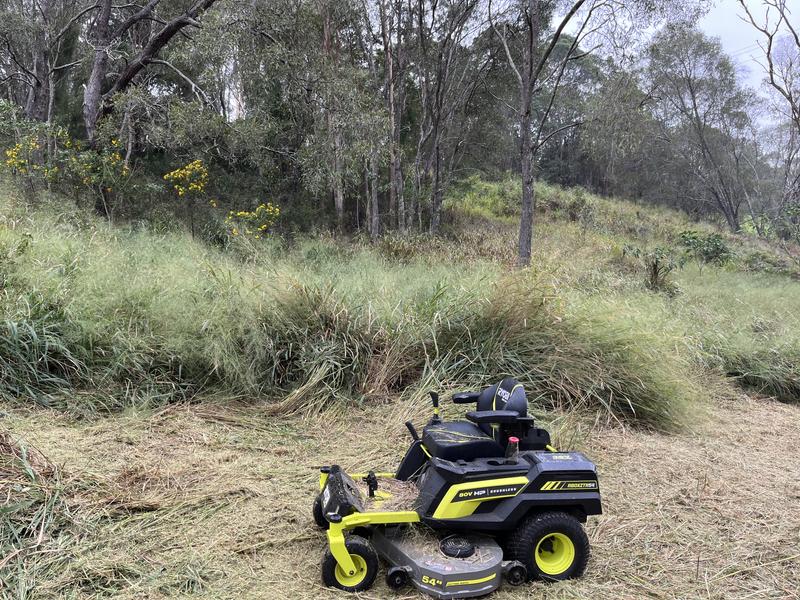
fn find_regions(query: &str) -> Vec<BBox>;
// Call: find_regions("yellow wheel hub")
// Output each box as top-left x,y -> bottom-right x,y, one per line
535,532 -> 575,576
334,554 -> 368,587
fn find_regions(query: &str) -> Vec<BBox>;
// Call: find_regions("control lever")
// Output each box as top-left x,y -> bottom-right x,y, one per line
405,421 -> 420,441
363,471 -> 378,498
429,391 -> 441,424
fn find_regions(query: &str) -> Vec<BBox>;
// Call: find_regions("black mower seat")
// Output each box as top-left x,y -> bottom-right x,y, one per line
422,421 -> 504,462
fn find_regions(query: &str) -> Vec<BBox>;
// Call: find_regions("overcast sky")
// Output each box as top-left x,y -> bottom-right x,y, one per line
698,0 -> 800,90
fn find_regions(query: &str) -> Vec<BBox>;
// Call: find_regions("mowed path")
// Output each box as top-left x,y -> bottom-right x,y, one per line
4,394 -> 799,599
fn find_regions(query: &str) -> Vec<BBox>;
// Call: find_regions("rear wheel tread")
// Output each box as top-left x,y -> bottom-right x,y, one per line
506,511 -> 590,581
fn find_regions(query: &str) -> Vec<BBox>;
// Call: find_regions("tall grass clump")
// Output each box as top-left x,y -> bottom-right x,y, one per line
0,181 -> 707,428
444,174 -> 520,219
423,278 -> 700,430
251,274 -> 700,430
677,266 -> 800,402
0,293 -> 86,405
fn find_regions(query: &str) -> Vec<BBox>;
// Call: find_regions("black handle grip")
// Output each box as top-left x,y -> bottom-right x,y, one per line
429,391 -> 439,408
405,421 -> 419,441
452,391 -> 480,404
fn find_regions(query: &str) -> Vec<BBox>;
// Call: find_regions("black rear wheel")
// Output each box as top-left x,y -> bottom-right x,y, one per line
506,511 -> 589,581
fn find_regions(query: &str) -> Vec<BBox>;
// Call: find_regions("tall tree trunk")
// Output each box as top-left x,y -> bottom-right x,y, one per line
429,137 -> 443,233
322,1 -> 345,231
83,0 -> 112,142
517,0 -> 538,267
395,143 -> 405,231
364,161 -> 371,234
24,18 -> 52,123
386,62 -> 398,228
394,1 -> 408,232
360,0 -> 381,238
333,130 -> 345,231
46,70 -> 56,124
368,154 -> 380,239
519,145 -> 535,265
379,0 -> 397,230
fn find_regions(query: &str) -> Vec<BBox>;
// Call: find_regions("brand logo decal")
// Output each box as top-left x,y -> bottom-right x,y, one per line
453,484 -> 524,502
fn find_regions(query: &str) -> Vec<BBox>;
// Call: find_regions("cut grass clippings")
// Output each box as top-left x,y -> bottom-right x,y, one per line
3,394 -> 798,598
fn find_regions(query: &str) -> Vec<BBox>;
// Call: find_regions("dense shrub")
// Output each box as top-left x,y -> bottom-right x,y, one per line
622,244 -> 682,295
678,230 -> 733,264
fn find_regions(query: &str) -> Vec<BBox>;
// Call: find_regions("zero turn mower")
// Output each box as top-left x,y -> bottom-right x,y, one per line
313,377 -> 602,598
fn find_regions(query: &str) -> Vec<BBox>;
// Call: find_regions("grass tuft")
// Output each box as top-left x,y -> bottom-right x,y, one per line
0,432 -> 74,595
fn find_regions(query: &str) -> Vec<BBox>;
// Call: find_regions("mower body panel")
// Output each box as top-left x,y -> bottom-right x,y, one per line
416,451 -> 601,532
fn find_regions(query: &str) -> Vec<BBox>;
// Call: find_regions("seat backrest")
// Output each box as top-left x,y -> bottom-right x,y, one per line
475,377 -> 527,438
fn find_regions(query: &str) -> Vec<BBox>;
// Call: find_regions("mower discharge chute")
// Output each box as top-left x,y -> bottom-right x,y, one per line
313,377 -> 602,598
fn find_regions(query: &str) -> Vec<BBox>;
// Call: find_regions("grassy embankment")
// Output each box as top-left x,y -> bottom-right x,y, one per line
2,175 -> 800,597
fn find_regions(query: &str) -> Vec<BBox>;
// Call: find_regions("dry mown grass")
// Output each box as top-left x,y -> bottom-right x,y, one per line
2,392 -> 799,599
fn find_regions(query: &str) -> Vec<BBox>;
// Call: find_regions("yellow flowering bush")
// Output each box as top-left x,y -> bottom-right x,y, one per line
162,160 -> 214,237
225,203 -> 280,239
163,159 -> 208,197
2,128 -> 130,195
3,136 -> 43,176
67,139 -> 130,190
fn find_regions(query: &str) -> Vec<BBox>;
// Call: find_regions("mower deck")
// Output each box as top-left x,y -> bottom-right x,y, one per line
372,527 -> 513,599
354,474 -> 418,512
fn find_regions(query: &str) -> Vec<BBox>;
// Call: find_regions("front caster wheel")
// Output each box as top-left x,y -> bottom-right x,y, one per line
505,564 -> 527,586
506,511 -> 590,581
385,566 -> 410,590
321,535 -> 379,592
312,495 -> 328,529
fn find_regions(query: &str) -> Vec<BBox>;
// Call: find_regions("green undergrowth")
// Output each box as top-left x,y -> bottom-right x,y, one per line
446,176 -> 800,405
2,175 -> 800,430
0,183 -> 706,431
676,267 -> 800,402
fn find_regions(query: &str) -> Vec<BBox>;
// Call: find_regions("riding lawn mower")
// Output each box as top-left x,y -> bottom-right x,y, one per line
313,377 -> 602,598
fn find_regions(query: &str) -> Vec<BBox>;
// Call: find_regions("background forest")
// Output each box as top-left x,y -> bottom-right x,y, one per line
1,0 -> 798,264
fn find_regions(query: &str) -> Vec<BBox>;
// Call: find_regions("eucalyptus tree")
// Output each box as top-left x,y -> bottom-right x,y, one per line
82,0 -> 221,142
488,0 -> 621,266
377,0 -> 411,231
739,0 -> 800,220
412,0 -> 485,232
0,0 -> 88,123
645,24 -> 758,231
